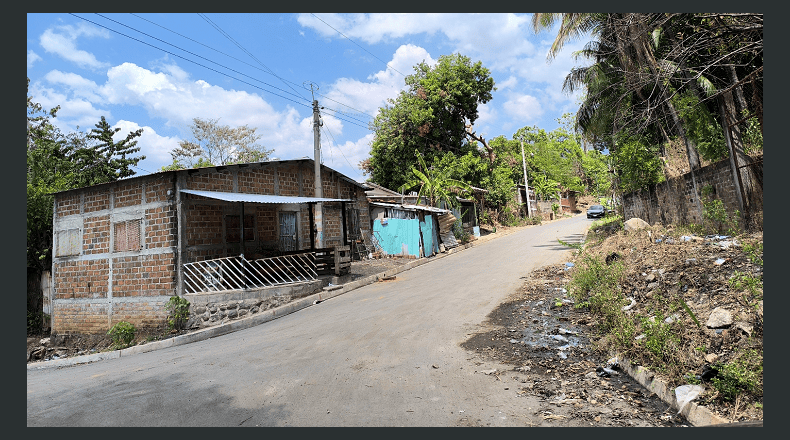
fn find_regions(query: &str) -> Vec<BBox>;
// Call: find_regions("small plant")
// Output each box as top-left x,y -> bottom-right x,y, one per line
639,314 -> 679,359
743,241 -> 763,267
711,349 -> 763,401
729,271 -> 763,301
551,203 -> 560,215
554,298 -> 563,307
526,215 -> 542,225
557,238 -> 582,250
700,185 -> 740,235
165,295 -> 191,331
107,321 -> 136,349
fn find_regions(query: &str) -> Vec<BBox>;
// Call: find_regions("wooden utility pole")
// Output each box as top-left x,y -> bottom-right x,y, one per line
313,99 -> 324,248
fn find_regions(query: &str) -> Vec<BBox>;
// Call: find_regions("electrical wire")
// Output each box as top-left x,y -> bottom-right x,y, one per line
197,13 -> 308,101
310,13 -> 408,78
92,13 -> 312,107
321,124 -> 358,171
68,12 -> 312,108
130,13 -> 374,120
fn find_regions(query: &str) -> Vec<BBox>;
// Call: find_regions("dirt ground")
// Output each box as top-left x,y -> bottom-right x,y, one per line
460,216 -> 763,426
461,263 -> 687,427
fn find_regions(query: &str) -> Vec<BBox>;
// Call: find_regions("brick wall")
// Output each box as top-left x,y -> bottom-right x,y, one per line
52,174 -> 178,334
53,259 -> 110,299
623,156 -> 763,228
112,253 -> 176,297
83,215 -> 110,255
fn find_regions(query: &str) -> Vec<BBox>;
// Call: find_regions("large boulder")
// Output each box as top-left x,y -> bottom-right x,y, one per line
624,218 -> 650,232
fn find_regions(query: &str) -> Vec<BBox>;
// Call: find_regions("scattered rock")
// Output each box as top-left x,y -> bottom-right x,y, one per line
624,218 -> 650,232
706,307 -> 733,329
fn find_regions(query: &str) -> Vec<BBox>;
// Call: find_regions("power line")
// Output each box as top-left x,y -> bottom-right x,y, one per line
93,13 -> 312,107
321,124 -> 358,171
130,13 -> 374,121
197,13 -> 308,101
71,14 -> 312,111
310,13 -> 408,78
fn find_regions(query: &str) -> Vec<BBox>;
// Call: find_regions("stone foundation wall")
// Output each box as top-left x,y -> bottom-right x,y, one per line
183,280 -> 324,330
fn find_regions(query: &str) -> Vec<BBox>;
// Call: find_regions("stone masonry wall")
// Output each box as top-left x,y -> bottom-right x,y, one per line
623,156 -> 763,228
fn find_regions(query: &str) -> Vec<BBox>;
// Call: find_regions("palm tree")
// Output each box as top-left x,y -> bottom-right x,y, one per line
399,151 -> 473,209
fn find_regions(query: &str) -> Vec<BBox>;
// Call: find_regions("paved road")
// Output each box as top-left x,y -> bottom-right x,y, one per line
28,215 -> 590,426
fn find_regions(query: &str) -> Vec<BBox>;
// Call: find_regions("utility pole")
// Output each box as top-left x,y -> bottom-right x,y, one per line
520,141 -> 532,218
312,98 -> 324,248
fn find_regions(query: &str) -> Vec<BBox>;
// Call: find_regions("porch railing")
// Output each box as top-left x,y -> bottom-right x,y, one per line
183,252 -> 317,294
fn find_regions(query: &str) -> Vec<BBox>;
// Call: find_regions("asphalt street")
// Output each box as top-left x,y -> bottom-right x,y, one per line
27,215 -> 590,426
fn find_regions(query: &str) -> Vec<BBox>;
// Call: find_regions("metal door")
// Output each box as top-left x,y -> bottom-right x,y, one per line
279,211 -> 297,252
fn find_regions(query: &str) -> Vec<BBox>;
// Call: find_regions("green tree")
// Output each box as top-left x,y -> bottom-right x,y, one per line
399,151 -> 473,209
368,53 -> 495,190
170,117 -> 273,168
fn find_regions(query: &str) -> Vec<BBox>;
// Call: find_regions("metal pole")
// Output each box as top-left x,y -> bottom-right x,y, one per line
313,99 -> 324,248
520,141 -> 532,217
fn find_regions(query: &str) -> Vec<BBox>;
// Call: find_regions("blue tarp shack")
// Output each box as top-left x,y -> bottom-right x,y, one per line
368,202 -> 450,258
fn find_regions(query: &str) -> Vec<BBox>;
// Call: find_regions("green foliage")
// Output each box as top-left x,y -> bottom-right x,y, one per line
165,296 -> 191,331
700,185 -> 740,235
368,53 -> 494,190
674,91 -> 728,161
557,238 -> 582,250
107,321 -> 136,349
526,216 -> 542,225
711,349 -> 763,401
743,241 -> 763,267
678,298 -> 701,328
741,111 -> 763,155
611,134 -> 665,193
639,314 -> 680,359
590,215 -> 623,232
170,117 -> 272,168
399,151 -> 472,209
551,202 -> 560,214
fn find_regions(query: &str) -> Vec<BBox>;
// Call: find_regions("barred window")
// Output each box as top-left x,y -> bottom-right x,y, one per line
55,229 -> 81,257
114,219 -> 142,252
226,214 -> 255,243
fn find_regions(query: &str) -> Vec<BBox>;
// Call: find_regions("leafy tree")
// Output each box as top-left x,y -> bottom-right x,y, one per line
368,53 -> 495,190
71,116 -> 146,187
399,151 -> 472,209
170,117 -> 273,168
611,134 -> 665,193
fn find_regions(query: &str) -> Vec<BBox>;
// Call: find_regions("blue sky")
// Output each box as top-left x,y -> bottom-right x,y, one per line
26,13 -> 589,183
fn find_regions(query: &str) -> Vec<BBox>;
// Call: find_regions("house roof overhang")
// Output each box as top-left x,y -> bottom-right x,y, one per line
369,201 -> 451,214
180,189 -> 352,204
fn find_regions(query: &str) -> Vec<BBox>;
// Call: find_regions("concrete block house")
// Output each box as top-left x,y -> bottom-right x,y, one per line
50,159 -> 370,334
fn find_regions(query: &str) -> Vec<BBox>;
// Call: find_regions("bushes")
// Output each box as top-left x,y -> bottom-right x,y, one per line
165,296 -> 190,331
107,321 -> 136,349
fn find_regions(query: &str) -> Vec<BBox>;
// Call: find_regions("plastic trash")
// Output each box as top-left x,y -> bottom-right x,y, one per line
681,235 -> 692,242
675,384 -> 704,414
606,356 -> 619,369
558,328 -> 578,335
655,239 -> 662,243
714,258 -> 726,265
551,334 -> 569,343
635,334 -> 646,340
510,339 -> 519,344
622,297 -> 637,311
596,366 -> 616,377
557,351 -> 568,359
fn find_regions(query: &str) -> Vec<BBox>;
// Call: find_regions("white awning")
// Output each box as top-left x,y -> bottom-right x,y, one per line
369,201 -> 451,214
180,189 -> 352,204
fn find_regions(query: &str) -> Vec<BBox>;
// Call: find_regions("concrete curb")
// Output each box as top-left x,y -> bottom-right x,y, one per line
27,236 -> 483,371
615,355 -> 730,426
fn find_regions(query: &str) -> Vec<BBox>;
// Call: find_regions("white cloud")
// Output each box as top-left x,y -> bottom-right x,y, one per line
29,81 -> 109,131
497,75 -> 518,90
27,50 -> 42,69
112,120 -> 180,171
44,70 -> 104,102
39,22 -> 110,70
503,94 -> 543,123
321,132 -> 374,181
322,44 -> 436,121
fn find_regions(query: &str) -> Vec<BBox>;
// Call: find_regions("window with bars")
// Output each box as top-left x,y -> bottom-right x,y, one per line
55,228 -> 81,257
114,219 -> 142,252
226,214 -> 255,243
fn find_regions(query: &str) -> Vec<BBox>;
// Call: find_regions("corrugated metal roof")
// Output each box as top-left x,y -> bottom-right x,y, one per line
180,189 -> 352,204
369,201 -> 451,214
